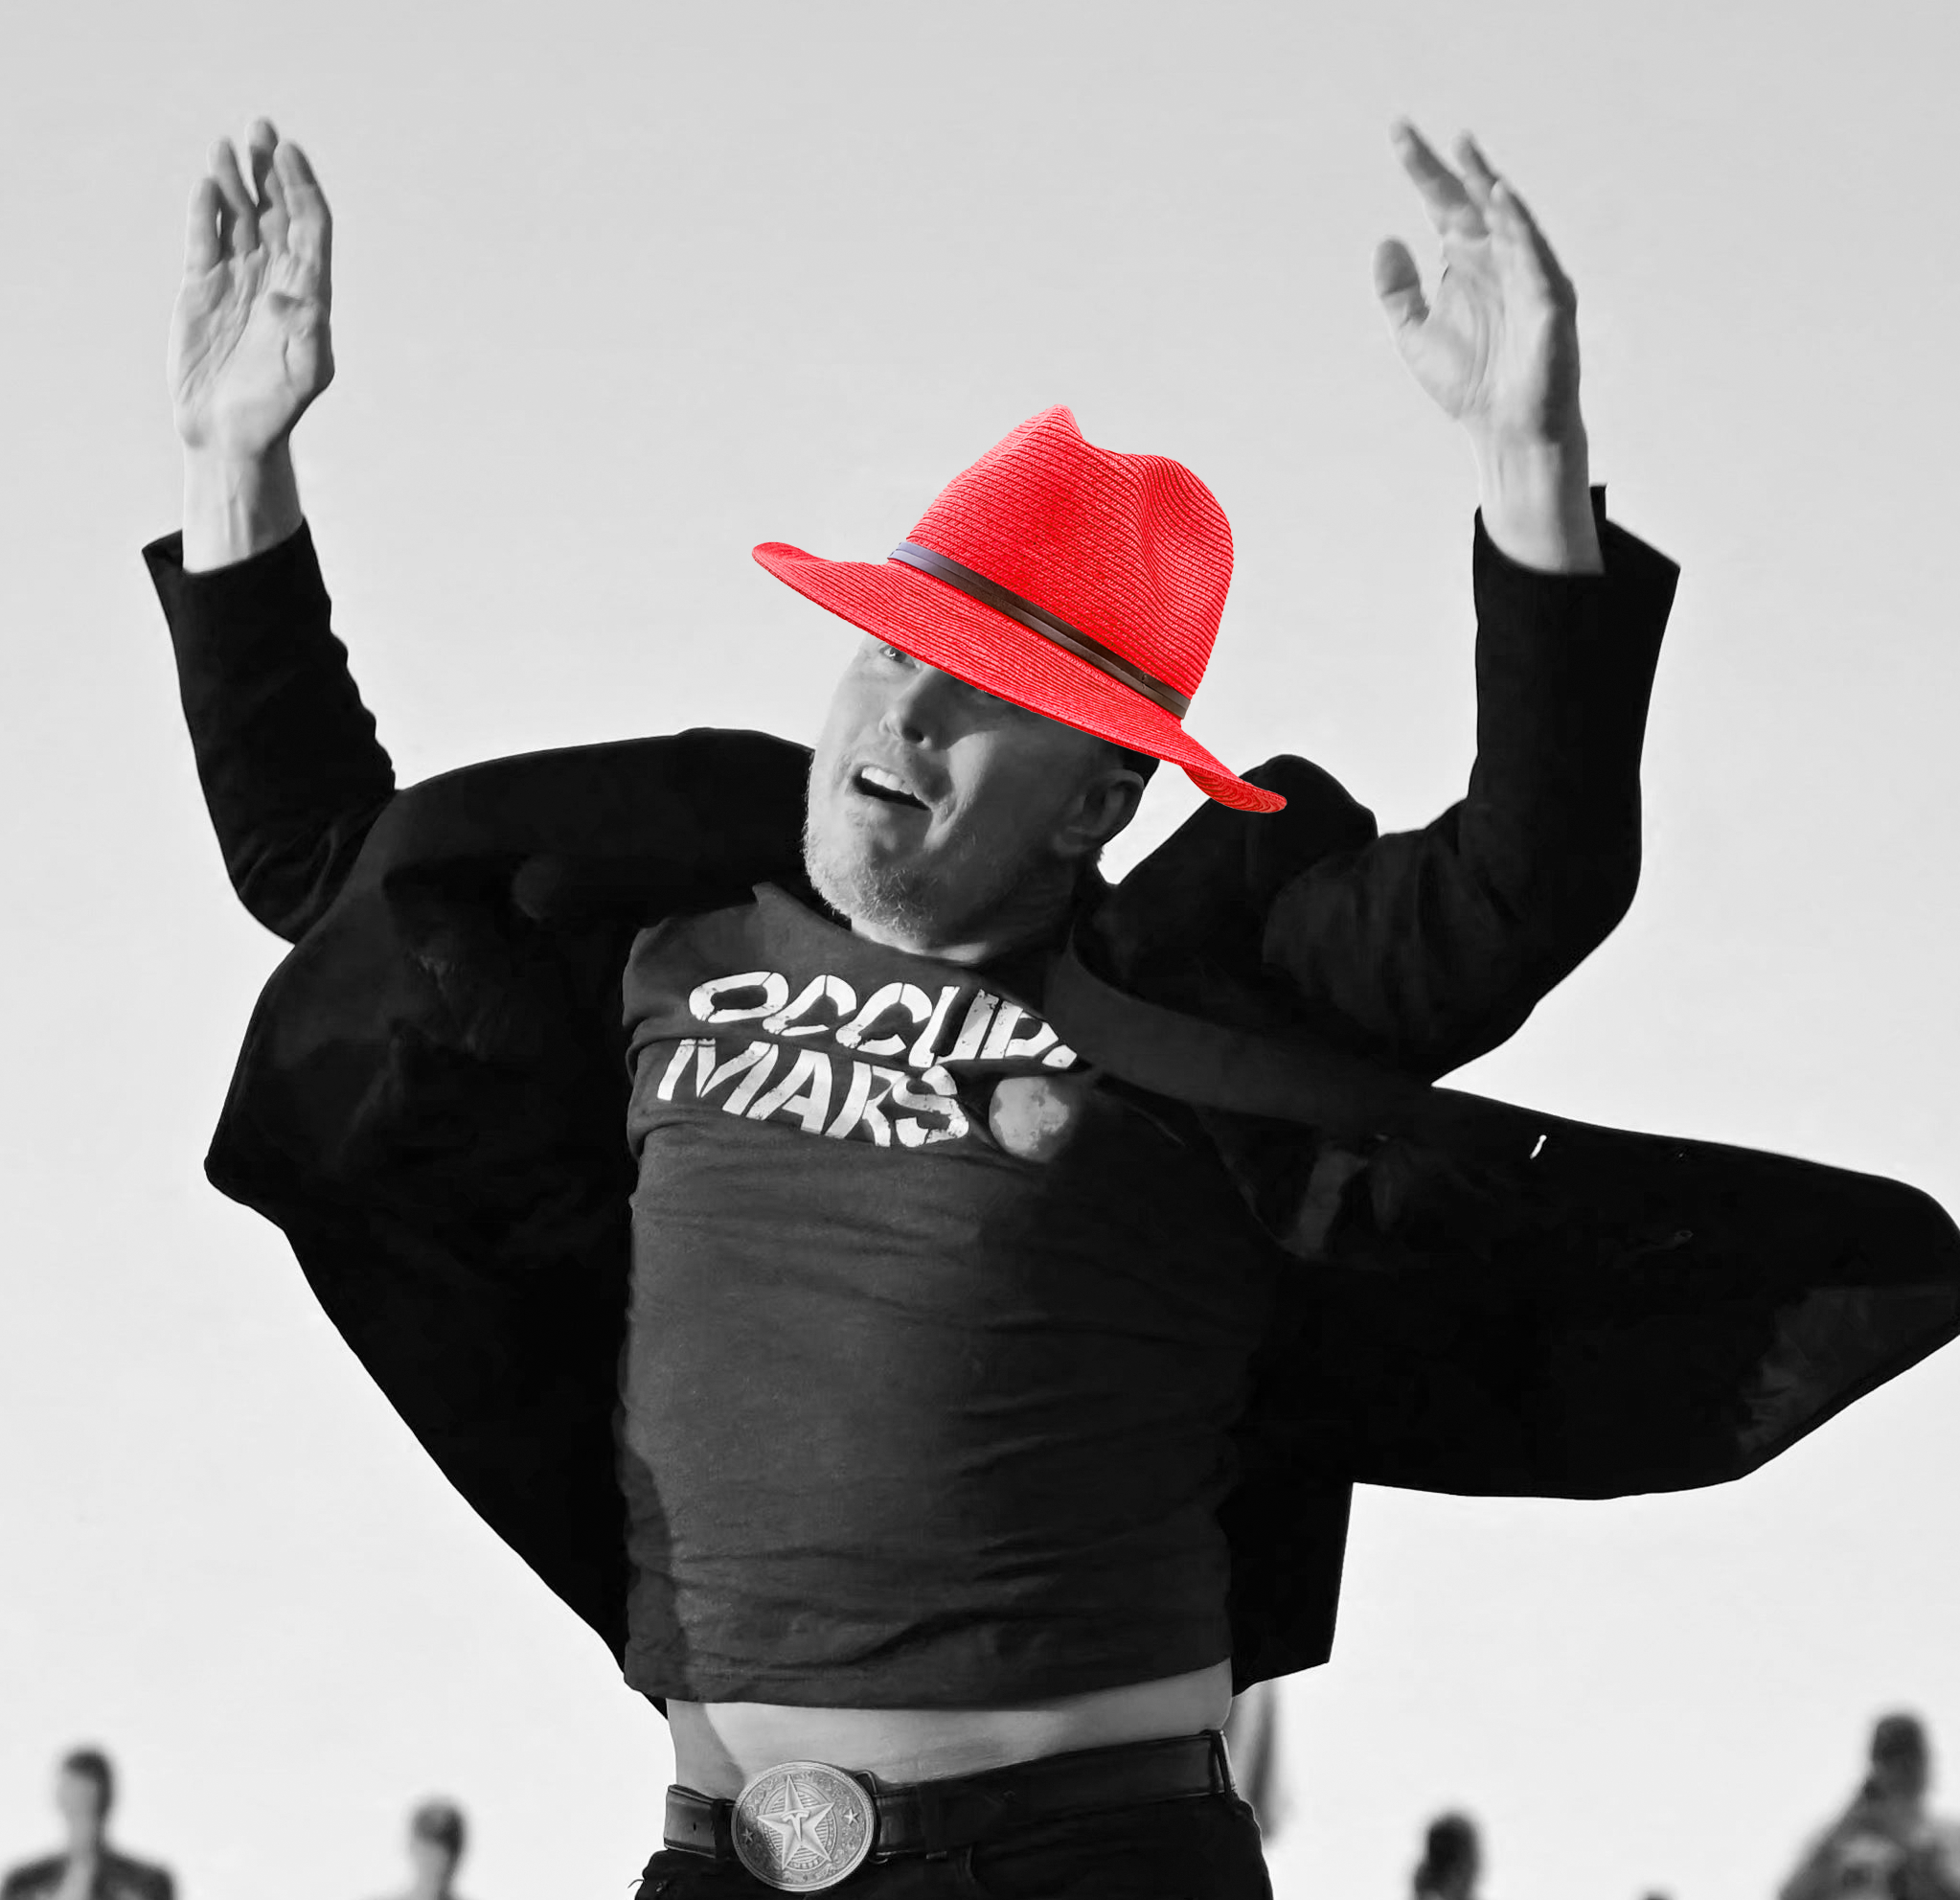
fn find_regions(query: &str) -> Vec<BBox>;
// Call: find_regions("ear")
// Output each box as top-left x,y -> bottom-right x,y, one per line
1052,765 -> 1147,860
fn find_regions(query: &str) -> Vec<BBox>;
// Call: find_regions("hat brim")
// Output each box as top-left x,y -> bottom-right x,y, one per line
753,543 -> 1284,813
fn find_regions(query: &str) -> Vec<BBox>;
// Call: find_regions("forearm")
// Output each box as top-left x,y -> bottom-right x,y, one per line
182,441 -> 306,574
1459,496 -> 1675,902
1255,505 -> 1675,1073
1413,500 -> 1673,981
1470,426 -> 1603,575
147,519 -> 395,940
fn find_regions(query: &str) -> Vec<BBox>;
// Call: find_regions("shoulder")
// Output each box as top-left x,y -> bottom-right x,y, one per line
102,1851 -> 175,1898
393,726 -> 809,836
0,1858 -> 62,1898
1093,754 -> 1376,1003
1114,753 -> 1375,922
359,728 -> 812,904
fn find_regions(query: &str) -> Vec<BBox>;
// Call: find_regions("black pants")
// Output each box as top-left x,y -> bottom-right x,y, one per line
637,1790 -> 1272,1898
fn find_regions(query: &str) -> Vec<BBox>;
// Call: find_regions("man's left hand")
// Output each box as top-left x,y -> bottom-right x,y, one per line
1375,123 -> 1603,573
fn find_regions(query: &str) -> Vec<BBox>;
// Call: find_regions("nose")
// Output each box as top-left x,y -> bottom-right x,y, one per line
877,662 -> 959,748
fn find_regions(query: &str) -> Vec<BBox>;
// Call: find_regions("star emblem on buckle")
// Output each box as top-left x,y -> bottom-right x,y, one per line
730,1760 -> 877,1890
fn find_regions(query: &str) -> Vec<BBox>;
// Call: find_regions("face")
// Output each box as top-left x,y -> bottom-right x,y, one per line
409,1835 -> 460,1886
1872,1745 -> 1930,1802
803,639 -> 1142,953
54,1769 -> 107,1841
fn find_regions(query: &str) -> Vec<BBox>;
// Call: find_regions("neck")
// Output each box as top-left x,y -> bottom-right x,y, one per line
849,910 -> 1051,966
848,861 -> 1087,967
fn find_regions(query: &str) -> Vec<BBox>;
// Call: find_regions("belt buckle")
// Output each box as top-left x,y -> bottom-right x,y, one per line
730,1758 -> 877,1891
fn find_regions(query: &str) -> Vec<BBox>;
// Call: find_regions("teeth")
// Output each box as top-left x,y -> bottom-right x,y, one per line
862,766 -> 912,795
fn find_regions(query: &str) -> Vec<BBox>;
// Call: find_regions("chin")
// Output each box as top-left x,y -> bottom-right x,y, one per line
804,814 -> 916,924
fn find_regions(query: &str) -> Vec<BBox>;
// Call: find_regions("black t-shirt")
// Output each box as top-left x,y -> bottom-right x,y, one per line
620,885 -> 1282,1705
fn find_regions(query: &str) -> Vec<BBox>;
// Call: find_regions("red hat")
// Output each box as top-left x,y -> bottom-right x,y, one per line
753,406 -> 1284,813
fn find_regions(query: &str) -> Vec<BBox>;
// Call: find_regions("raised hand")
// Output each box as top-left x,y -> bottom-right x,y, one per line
171,119 -> 333,460
1374,121 -> 1600,572
1374,122 -> 1581,452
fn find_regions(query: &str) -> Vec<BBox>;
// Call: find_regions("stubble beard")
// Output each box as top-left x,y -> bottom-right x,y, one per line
801,790 -> 1062,952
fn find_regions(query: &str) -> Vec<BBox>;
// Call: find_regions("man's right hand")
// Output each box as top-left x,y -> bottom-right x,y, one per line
171,120 -> 331,570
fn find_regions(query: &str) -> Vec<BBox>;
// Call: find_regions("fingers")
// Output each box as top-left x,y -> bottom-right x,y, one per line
204,119 -> 318,263
1390,119 -> 1484,240
184,175 -> 223,274
1450,130 -> 1573,297
1454,134 -> 1499,213
247,118 -> 285,252
1499,182 -> 1572,295
274,139 -> 332,281
209,137 -> 258,252
1398,124 -> 1576,309
246,116 -> 278,184
1482,172 -> 1575,308
275,138 -> 328,212
1372,238 -> 1427,337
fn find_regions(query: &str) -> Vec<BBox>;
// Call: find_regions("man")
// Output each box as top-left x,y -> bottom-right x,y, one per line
1780,1715 -> 1960,1900
149,120 -> 1958,1897
1,1750 -> 174,1900
370,1800 -> 472,1900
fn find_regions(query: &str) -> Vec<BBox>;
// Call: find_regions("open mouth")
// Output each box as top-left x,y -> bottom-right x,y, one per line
852,766 -> 929,811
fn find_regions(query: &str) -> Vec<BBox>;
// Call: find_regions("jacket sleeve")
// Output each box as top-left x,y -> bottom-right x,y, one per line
1254,494 -> 1680,1077
145,522 -> 397,945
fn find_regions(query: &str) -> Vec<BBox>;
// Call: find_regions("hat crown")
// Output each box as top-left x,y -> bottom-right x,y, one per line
905,407 -> 1232,702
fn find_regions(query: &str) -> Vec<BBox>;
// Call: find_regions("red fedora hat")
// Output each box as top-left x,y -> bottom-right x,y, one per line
753,406 -> 1284,813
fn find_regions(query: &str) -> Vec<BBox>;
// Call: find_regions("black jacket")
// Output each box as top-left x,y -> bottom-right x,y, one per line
145,503 -> 1960,1694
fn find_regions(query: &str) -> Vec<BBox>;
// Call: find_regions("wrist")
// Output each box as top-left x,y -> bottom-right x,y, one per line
1470,425 -> 1603,575
182,440 -> 305,574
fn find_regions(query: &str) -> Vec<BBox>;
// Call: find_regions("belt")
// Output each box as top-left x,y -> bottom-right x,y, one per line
663,1729 -> 1236,1889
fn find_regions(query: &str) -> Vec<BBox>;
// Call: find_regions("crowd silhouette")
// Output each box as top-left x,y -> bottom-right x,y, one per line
1382,1712 -> 1960,1900
0,1756 -> 470,1900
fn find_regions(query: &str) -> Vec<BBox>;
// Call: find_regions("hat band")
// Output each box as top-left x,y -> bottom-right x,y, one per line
888,540 -> 1191,721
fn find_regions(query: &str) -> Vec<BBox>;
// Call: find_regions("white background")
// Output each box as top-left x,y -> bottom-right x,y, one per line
3,3 -> 1957,1894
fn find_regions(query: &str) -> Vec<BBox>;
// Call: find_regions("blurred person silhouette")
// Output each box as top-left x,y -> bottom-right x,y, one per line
1779,1714 -> 1960,1899
1411,1811 -> 1481,1900
368,1800 -> 469,1900
0,1749 -> 174,1900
